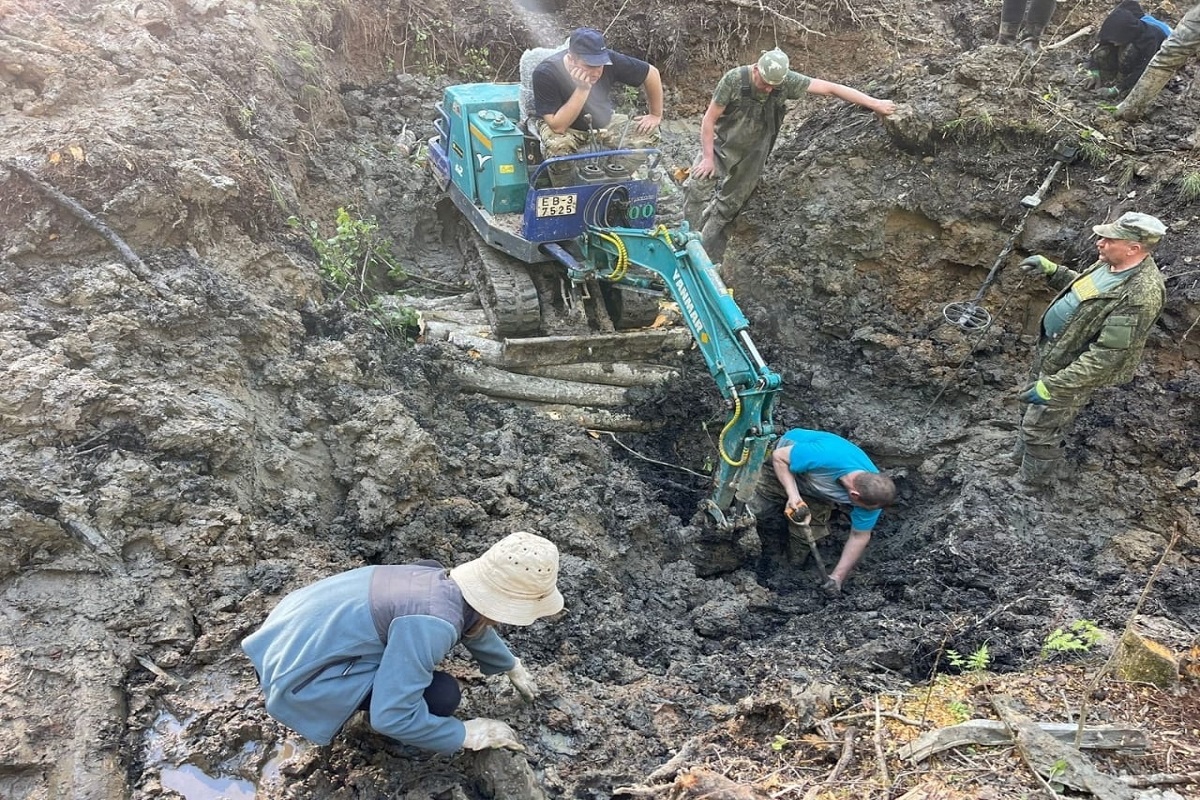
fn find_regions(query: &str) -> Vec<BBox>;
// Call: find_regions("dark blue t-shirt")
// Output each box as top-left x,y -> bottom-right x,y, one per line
531,49 -> 651,130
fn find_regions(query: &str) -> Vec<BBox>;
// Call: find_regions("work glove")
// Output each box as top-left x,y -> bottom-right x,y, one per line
1083,69 -> 1103,90
1019,255 -> 1058,277
820,576 -> 843,597
462,718 -> 525,752
785,501 -> 811,527
506,658 -> 538,702
1018,380 -> 1051,405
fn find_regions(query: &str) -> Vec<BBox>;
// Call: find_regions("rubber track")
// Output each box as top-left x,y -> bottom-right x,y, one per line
469,233 -> 542,338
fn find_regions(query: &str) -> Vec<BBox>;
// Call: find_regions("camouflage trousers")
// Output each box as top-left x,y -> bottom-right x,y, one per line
536,114 -> 659,184
747,466 -> 834,562
1017,386 -> 1091,461
1148,1 -> 1200,71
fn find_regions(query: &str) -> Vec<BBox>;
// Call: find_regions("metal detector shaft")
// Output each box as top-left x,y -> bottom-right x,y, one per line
946,141 -> 1077,330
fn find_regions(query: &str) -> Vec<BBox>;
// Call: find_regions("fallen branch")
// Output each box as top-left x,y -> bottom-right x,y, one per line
898,720 -> 1149,762
614,735 -> 705,796
1044,25 -> 1093,50
803,725 -> 856,800
700,0 -> 825,37
992,695 -> 1136,800
1119,773 -> 1200,788
4,159 -> 166,296
873,698 -> 889,786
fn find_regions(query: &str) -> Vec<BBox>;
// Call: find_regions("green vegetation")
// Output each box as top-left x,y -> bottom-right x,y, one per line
460,46 -> 492,82
288,208 -> 418,341
940,110 -> 996,141
1041,619 -> 1103,659
1176,171 -> 1200,202
946,699 -> 972,723
945,643 -> 990,673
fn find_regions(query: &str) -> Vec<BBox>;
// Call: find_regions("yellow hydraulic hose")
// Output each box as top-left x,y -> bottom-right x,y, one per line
718,392 -> 751,467
597,231 -> 629,280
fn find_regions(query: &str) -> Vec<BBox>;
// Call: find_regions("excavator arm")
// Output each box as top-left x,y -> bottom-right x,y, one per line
546,224 -> 783,531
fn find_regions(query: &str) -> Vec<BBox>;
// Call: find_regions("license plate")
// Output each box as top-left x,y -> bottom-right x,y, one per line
536,193 -> 577,217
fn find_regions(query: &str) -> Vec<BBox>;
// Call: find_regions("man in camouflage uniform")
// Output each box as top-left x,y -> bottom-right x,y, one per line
1015,211 -> 1167,485
998,0 -> 1058,52
681,49 -> 895,261
1117,1 -> 1200,120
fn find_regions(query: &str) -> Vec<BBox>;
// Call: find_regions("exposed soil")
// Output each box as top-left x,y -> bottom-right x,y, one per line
1,1 -> 1198,799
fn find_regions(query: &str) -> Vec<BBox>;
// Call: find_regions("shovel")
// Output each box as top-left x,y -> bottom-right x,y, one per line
786,507 -> 830,581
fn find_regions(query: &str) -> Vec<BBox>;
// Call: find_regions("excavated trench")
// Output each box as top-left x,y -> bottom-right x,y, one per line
1,1 -> 1199,798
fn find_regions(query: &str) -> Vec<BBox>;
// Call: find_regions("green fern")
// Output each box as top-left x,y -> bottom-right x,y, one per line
1042,619 -> 1103,659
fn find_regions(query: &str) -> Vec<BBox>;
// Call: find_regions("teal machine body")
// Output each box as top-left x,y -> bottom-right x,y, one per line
442,83 -> 528,214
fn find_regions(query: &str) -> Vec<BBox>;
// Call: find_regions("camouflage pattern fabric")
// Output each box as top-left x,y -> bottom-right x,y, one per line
748,464 -> 834,545
1019,387 -> 1091,460
1148,1 -> 1200,70
681,68 -> 811,239
1019,255 -> 1164,459
1035,256 -> 1165,395
535,112 -> 659,159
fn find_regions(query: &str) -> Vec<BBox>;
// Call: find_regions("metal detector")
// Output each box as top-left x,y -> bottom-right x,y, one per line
943,139 -> 1078,331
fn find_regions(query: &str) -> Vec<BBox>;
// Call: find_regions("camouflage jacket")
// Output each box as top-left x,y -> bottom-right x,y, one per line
1036,256 -> 1165,394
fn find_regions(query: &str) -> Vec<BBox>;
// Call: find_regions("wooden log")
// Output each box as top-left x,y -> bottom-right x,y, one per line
499,329 -> 693,369
451,362 -> 629,407
445,331 -> 506,363
519,361 -> 678,388
899,719 -> 1149,762
991,695 -> 1136,799
510,402 -> 659,432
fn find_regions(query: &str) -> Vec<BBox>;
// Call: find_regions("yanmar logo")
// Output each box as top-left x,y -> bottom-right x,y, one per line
672,273 -> 707,342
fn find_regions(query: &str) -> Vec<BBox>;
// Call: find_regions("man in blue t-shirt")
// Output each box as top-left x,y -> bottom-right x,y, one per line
749,429 -> 896,595
530,27 -> 664,185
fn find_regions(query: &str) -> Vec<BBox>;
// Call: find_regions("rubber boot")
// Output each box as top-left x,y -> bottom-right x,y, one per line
1020,25 -> 1045,54
1116,66 -> 1175,121
700,217 -> 728,262
1010,438 -> 1026,466
1019,453 -> 1060,486
997,21 -> 1020,45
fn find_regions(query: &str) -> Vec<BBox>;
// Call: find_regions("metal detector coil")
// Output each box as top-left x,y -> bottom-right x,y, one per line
944,139 -> 1078,332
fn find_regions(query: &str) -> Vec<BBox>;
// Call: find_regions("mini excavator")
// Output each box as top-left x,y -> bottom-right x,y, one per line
428,82 -> 782,530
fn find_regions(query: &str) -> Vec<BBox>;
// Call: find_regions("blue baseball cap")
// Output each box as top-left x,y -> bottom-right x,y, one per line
569,27 -> 612,67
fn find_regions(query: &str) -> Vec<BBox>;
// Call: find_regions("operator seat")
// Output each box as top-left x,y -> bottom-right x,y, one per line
518,43 -> 565,166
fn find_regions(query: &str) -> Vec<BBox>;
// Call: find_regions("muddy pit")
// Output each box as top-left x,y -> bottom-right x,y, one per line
1,0 -> 1199,798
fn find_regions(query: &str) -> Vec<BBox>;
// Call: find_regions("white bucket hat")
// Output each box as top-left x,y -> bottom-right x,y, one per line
450,532 -> 564,626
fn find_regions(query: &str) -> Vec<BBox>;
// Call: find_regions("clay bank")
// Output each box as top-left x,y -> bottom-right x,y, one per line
0,0 -> 1198,798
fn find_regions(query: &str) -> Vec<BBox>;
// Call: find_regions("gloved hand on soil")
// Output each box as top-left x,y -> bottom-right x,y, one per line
1018,379 -> 1051,405
506,658 -> 538,702
462,718 -> 525,752
1019,254 -> 1058,277
785,501 -> 811,527
820,576 -> 842,597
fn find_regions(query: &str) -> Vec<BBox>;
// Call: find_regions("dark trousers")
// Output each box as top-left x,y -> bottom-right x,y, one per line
358,670 -> 461,717
1001,0 -> 1057,29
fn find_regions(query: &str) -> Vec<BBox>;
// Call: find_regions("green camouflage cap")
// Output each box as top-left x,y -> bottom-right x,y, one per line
757,48 -> 790,86
1093,211 -> 1167,243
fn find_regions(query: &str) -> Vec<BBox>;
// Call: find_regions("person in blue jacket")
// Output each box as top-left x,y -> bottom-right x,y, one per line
242,531 -> 564,754
749,429 -> 896,596
1085,0 -> 1171,96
